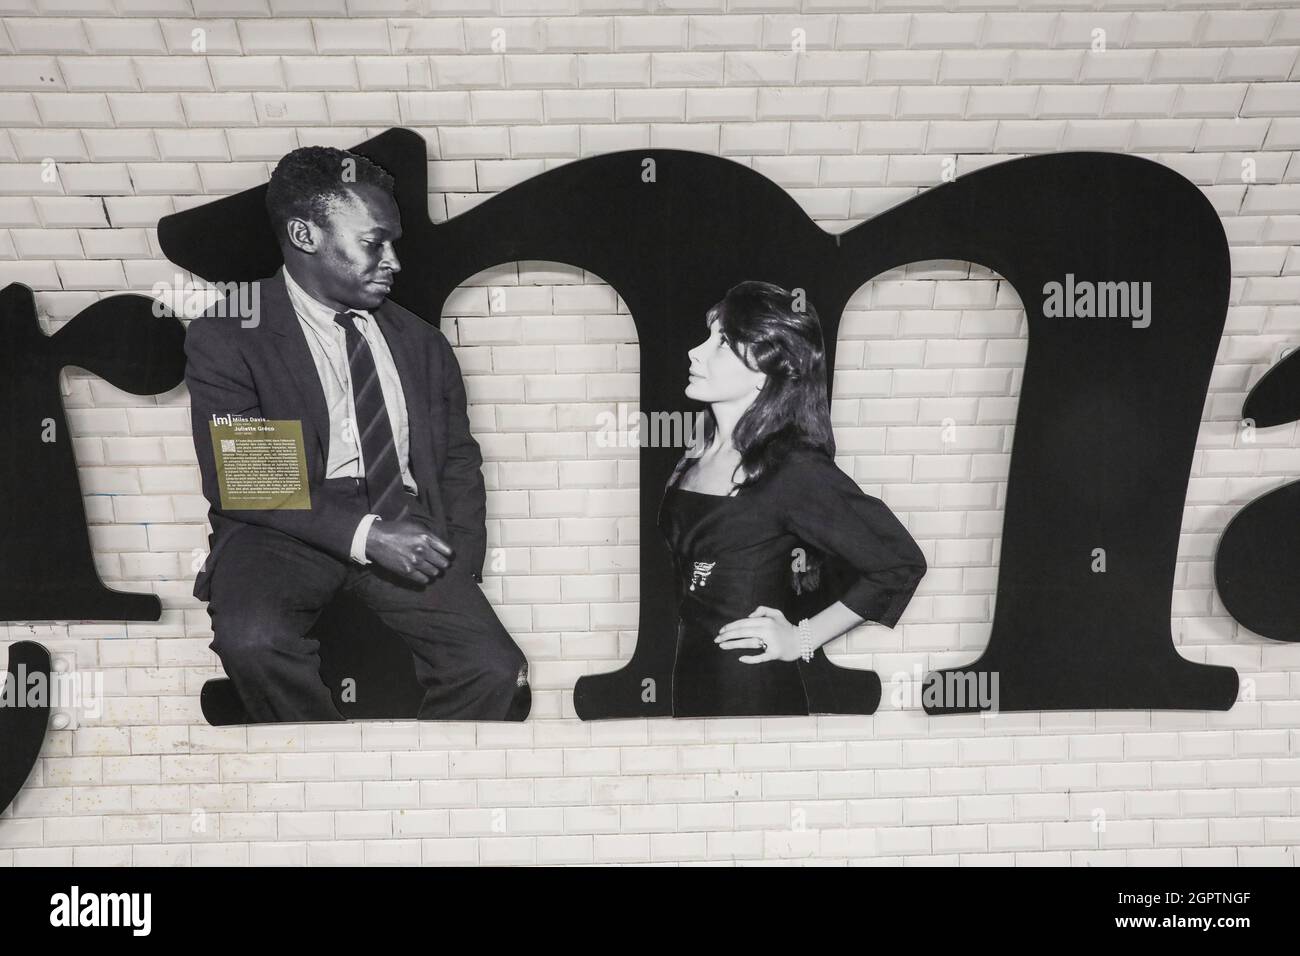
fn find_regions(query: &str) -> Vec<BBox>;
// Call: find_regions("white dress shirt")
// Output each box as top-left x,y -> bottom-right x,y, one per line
283,267 -> 418,564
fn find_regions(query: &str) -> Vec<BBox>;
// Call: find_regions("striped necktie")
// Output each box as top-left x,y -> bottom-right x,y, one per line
333,311 -> 404,519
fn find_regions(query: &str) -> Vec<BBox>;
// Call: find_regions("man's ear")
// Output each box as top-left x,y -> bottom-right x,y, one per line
285,217 -> 319,254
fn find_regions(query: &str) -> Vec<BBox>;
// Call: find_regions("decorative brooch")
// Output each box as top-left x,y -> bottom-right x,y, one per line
690,560 -> 716,591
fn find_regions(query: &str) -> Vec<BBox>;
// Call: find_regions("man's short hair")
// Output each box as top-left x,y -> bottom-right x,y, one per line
265,145 -> 395,235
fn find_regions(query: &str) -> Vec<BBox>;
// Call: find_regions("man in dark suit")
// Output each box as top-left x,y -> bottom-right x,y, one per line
185,146 -> 528,723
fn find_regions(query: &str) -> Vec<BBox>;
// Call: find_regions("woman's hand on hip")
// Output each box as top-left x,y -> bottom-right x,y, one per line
716,606 -> 799,663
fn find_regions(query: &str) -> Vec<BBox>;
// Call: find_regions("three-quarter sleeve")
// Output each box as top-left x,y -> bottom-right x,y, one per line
778,450 -> 927,627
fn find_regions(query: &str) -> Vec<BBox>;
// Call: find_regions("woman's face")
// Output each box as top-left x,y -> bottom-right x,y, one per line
686,318 -> 767,404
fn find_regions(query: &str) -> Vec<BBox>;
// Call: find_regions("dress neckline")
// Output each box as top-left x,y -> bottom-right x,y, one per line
671,486 -> 742,500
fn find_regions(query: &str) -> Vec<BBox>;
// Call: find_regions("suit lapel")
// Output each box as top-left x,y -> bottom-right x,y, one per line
375,302 -> 441,483
261,268 -> 331,470
261,270 -> 441,497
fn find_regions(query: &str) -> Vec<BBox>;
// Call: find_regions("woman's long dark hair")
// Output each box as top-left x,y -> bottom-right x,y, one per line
678,280 -> 836,593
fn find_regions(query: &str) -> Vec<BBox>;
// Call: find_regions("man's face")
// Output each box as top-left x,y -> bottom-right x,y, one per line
293,183 -> 402,311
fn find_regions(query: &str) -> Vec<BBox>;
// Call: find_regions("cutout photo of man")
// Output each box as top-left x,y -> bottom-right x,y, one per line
185,146 -> 529,723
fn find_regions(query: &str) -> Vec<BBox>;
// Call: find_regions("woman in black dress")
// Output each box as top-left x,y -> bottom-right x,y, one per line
663,281 -> 927,717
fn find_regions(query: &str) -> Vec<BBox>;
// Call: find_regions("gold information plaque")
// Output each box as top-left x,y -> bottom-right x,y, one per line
209,418 -> 310,510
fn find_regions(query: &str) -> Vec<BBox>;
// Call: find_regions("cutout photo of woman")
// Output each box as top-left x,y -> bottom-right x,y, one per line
662,281 -> 928,717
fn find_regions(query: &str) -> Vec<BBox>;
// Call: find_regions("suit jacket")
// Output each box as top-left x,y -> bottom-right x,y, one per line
185,267 -> 487,601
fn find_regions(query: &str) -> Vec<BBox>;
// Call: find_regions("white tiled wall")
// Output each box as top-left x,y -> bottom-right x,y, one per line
1,0 -> 1298,866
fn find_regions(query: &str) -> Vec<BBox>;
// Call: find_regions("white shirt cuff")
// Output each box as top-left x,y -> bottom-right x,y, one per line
351,514 -> 381,564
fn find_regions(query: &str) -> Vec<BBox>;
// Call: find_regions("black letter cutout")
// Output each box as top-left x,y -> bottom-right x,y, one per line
0,641 -> 51,815
0,284 -> 185,622
160,128 -> 1239,718
1215,349 -> 1300,642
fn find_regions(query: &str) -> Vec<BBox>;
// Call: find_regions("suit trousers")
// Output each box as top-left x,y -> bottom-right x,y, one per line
205,477 -> 528,723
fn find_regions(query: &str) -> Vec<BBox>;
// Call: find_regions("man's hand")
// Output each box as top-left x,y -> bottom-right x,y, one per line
365,518 -> 454,584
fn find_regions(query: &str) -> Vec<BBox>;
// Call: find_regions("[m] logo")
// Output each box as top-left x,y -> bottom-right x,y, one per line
8,127 -> 1278,734
154,128 -> 1248,718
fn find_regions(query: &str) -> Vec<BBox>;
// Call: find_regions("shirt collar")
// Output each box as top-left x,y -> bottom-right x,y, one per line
282,266 -> 377,339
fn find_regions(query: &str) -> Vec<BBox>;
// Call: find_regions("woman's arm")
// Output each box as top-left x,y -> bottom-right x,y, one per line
804,600 -> 867,650
716,449 -> 926,663
781,449 -> 927,626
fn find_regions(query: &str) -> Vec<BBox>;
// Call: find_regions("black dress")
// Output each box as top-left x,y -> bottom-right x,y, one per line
659,447 -> 927,717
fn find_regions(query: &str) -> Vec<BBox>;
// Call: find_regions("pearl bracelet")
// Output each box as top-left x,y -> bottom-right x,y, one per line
797,617 -> 813,662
